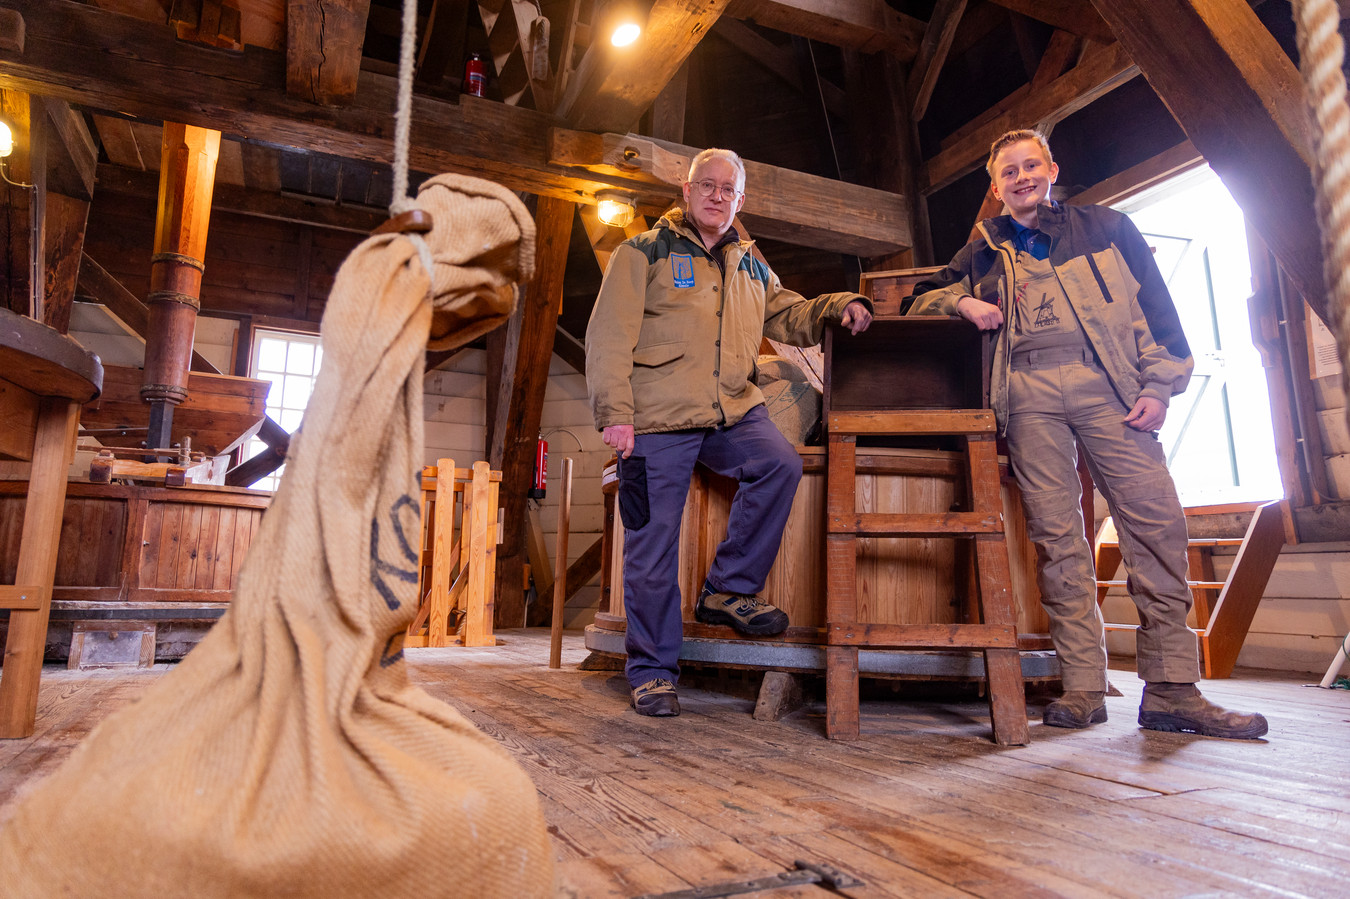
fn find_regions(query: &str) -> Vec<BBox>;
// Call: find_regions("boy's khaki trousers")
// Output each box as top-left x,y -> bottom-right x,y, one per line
1005,350 -> 1201,692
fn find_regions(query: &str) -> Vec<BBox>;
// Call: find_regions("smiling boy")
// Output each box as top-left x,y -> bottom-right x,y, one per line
911,130 -> 1267,739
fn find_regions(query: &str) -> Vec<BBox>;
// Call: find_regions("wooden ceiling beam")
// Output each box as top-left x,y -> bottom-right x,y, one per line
906,0 -> 966,121
92,115 -> 148,171
921,40 -> 1137,194
40,97 -> 98,198
985,0 -> 1115,44
557,0 -> 731,133
286,0 -> 372,105
4,0 -> 908,256
1089,0 -> 1325,321
726,0 -> 923,60
710,17 -> 848,119
96,163 -> 386,234
1067,139 -> 1203,208
549,128 -> 912,255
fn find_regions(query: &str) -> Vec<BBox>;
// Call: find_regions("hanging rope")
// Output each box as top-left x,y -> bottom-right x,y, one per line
389,0 -> 421,217
1292,0 -> 1350,403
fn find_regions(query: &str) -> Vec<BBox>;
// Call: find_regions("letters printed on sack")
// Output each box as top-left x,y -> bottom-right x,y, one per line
671,253 -> 695,288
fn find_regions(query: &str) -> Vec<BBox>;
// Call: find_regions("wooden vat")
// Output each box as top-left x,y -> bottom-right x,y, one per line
588,447 -> 1053,677
0,480 -> 269,659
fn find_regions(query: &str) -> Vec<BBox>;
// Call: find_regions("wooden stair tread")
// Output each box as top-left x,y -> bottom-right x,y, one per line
1097,579 -> 1227,589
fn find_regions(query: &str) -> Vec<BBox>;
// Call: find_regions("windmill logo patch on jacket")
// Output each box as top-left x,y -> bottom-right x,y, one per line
671,254 -> 694,288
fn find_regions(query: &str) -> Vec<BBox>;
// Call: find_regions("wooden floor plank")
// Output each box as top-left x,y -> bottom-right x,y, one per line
1,631 -> 1347,898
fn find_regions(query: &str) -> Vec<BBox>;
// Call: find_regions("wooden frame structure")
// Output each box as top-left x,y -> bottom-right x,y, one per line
407,460 -> 501,648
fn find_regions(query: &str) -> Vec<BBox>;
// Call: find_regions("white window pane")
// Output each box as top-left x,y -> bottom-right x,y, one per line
282,374 -> 313,409
286,341 -> 316,375
279,408 -> 305,432
257,337 -> 287,373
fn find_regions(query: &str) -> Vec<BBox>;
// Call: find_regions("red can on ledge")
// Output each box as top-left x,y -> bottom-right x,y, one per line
464,53 -> 487,97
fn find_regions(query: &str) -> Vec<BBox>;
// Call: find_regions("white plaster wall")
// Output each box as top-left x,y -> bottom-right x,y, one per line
1102,544 -> 1350,676
423,351 -> 610,629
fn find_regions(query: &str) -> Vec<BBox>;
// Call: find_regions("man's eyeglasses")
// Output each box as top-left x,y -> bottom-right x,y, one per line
691,179 -> 742,201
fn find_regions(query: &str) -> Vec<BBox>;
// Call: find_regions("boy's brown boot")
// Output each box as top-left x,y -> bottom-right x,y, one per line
1139,682 -> 1268,739
1043,691 -> 1107,728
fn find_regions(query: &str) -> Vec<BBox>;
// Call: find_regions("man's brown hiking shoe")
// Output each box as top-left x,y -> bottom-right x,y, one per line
1139,683 -> 1267,739
1043,690 -> 1107,729
631,679 -> 680,717
695,584 -> 789,636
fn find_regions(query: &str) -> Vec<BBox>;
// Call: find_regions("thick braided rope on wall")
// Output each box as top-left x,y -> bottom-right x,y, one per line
1293,0 -> 1350,415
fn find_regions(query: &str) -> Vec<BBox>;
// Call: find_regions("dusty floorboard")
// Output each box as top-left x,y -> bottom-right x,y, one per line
1,629 -> 1347,897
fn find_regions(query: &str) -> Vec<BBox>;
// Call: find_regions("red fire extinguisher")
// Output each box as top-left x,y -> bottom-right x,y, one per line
463,53 -> 487,97
529,433 -> 547,499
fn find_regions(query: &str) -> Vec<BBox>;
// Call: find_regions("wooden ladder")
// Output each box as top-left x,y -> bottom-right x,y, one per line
1094,500 -> 1287,678
825,407 -> 1030,745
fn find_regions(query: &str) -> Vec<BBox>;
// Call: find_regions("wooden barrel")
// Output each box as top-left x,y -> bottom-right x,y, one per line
591,447 -> 1051,672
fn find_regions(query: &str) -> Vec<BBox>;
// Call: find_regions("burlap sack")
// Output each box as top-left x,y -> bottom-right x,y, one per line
0,174 -> 555,897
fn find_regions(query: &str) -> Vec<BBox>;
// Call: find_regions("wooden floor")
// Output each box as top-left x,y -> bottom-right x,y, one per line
2,630 -> 1347,897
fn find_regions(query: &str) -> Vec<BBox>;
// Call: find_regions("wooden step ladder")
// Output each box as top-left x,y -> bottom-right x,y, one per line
822,316 -> 1028,745
1093,500 -> 1287,678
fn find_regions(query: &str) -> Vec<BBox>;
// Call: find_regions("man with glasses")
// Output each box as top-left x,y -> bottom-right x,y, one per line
586,148 -> 873,717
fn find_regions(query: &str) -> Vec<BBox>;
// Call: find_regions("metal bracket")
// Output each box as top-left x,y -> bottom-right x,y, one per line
633,859 -> 864,899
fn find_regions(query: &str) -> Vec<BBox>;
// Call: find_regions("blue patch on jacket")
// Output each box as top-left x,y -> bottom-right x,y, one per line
671,253 -> 694,288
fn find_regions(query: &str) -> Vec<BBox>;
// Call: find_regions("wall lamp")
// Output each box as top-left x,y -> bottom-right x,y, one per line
604,0 -> 647,48
596,190 -> 638,228
0,117 -> 32,189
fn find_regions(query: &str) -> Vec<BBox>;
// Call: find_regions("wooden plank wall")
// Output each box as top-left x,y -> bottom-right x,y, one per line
82,190 -> 359,326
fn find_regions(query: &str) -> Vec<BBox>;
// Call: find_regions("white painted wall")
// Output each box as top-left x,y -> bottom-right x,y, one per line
423,350 -> 610,629
1102,544 -> 1350,676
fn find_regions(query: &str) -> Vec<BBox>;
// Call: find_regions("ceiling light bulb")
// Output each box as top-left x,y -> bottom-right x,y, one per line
0,122 -> 12,159
596,191 -> 636,228
611,22 -> 641,47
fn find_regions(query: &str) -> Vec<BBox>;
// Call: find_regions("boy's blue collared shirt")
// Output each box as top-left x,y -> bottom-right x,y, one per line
1010,218 -> 1051,260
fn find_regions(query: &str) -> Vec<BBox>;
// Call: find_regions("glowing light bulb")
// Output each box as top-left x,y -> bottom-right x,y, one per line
0,121 -> 13,158
596,191 -> 636,228
611,22 -> 641,47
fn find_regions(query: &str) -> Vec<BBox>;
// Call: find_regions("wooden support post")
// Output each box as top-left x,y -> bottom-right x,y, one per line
489,195 -> 572,628
0,398 -> 80,737
463,461 -> 497,647
429,459 -> 457,647
549,457 -> 573,669
141,122 -> 221,452
41,192 -> 89,333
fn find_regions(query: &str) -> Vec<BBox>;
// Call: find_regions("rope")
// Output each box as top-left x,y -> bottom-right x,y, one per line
389,0 -> 420,216
1292,0 -> 1350,403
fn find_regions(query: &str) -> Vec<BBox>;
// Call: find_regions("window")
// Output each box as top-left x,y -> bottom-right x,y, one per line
243,329 -> 323,491
1117,168 -> 1281,504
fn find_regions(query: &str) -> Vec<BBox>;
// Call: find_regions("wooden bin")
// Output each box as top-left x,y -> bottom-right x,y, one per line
589,447 -> 1051,676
